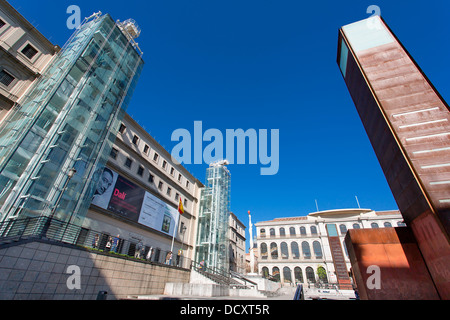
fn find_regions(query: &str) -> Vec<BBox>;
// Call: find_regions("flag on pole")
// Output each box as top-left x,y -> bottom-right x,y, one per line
178,197 -> 184,215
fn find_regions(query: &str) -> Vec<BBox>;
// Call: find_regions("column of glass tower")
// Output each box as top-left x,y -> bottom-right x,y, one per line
0,13 -> 144,232
195,160 -> 231,272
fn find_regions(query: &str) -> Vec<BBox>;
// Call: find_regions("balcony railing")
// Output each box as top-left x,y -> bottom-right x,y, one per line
0,216 -> 191,269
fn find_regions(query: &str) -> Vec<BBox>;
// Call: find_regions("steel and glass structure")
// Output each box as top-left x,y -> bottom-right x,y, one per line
0,13 -> 144,231
195,160 -> 231,272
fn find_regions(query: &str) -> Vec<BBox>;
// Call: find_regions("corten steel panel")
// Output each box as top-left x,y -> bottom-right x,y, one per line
345,228 -> 440,300
337,17 -> 450,299
410,210 -> 450,299
338,19 -> 450,234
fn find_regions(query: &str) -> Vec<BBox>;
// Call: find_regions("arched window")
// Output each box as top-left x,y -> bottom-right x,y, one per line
306,267 -> 315,283
283,267 -> 292,283
289,227 -> 296,236
291,242 -> 300,259
384,222 -> 392,228
313,241 -> 322,258
310,226 -> 317,235
269,228 -> 276,237
317,266 -> 328,283
261,267 -> 269,278
272,267 -> 280,282
279,228 -> 285,237
371,222 -> 379,228
300,226 -> 306,235
294,267 -> 304,283
352,223 -> 361,229
302,241 -> 311,258
270,242 -> 278,259
339,224 -> 347,235
260,243 -> 268,260
280,242 -> 289,259
260,228 -> 266,237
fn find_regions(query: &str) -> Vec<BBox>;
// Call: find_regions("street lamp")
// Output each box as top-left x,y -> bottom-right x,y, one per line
41,168 -> 76,238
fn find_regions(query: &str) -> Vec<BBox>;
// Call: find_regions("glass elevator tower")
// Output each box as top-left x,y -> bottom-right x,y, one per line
0,13 -> 144,229
195,160 -> 231,272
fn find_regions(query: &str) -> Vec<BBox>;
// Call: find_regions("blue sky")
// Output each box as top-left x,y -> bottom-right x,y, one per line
12,0 -> 450,248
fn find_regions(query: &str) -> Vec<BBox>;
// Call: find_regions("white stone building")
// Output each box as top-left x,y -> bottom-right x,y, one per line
255,208 -> 405,287
82,113 -> 204,265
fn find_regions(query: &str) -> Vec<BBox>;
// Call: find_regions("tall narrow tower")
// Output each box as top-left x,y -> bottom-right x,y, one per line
337,15 -> 449,298
195,160 -> 231,272
0,13 -> 144,229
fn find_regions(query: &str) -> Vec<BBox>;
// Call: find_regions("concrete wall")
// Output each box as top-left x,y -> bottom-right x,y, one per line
164,282 -> 229,297
0,238 -> 190,300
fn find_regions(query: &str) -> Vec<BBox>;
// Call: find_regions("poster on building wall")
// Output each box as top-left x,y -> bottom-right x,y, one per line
138,188 -> 178,235
91,167 -> 178,235
91,167 -> 118,209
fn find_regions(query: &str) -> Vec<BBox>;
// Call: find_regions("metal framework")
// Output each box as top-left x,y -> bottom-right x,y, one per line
195,160 -> 231,272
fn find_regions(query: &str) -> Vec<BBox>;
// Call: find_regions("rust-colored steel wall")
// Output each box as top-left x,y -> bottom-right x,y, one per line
345,227 -> 440,300
337,17 -> 450,299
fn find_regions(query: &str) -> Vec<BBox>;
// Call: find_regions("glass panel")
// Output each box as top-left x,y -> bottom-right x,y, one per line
294,267 -> 303,283
326,224 -> 338,237
260,242 -> 268,259
313,241 -> 322,258
280,242 -> 289,259
291,242 -> 300,259
270,242 -> 278,259
283,267 -> 292,283
302,241 -> 311,258
342,16 -> 394,53
339,38 -> 348,77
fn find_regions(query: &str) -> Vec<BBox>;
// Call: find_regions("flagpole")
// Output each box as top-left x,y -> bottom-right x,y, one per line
170,212 -> 180,254
170,198 -> 183,253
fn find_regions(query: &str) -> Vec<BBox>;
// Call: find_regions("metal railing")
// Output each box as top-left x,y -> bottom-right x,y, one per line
191,260 -> 234,286
0,216 -> 191,269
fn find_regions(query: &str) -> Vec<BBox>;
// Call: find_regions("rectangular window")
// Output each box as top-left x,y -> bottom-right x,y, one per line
143,144 -> 149,154
170,167 -> 175,175
153,153 -> 159,162
109,147 -> 119,159
178,174 -> 182,182
119,123 -> 126,134
132,135 -> 139,145
0,70 -> 15,87
175,193 -> 179,201
137,165 -> 144,176
186,180 -> 190,189
162,160 -> 167,169
0,19 -> 5,28
166,187 -> 171,196
125,157 -> 133,168
158,181 -> 163,190
148,174 -> 154,183
21,44 -> 38,60
184,199 -> 188,207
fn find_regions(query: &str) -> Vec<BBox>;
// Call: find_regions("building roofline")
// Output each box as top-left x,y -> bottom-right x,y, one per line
2,0 -> 60,53
123,113 -> 204,188
255,208 -> 402,225
308,208 -> 372,217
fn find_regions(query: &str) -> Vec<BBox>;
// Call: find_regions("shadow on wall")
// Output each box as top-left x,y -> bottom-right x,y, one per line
0,237 -> 190,300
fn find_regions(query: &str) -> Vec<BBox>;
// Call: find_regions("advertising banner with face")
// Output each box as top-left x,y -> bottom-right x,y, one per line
91,167 -> 178,235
